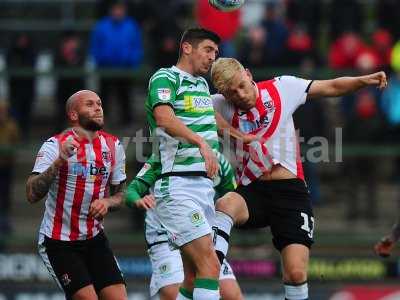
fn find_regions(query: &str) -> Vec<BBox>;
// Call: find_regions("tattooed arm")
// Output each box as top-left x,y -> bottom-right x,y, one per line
88,181 -> 126,220
26,158 -> 64,203
26,136 -> 79,204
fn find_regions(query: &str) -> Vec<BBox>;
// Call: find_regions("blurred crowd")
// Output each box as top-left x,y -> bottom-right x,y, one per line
2,0 -> 400,240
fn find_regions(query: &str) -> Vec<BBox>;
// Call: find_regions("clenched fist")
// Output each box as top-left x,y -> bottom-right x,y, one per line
89,199 -> 110,220
363,71 -> 388,90
59,136 -> 80,161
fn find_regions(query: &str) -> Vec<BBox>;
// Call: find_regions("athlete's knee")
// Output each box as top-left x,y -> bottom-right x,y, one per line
284,268 -> 307,284
98,284 -> 127,300
159,284 -> 180,300
72,286 -> 98,300
216,192 -> 248,225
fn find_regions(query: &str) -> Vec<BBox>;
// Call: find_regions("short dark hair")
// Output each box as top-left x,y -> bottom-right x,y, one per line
179,28 -> 221,57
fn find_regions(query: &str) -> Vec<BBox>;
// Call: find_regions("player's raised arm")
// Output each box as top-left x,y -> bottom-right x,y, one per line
26,136 -> 79,204
307,71 -> 387,99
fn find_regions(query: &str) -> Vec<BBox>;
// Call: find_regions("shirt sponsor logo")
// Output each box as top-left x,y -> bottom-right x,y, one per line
193,97 -> 212,109
184,96 -> 213,112
71,163 -> 109,180
157,88 -> 171,101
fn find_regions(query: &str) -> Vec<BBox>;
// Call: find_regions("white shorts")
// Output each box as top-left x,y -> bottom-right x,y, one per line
154,176 -> 216,247
148,242 -> 236,296
149,242 -> 183,297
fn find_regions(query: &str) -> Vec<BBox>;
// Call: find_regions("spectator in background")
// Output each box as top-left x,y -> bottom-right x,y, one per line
7,33 -> 35,138
55,31 -> 85,131
90,0 -> 143,125
372,29 -> 393,70
286,25 -> 313,66
239,26 -> 267,69
0,101 -> 19,241
195,0 -> 241,57
341,52 -> 385,224
151,24 -> 180,69
261,3 -> 289,66
145,0 -> 184,68
285,0 -> 322,40
328,32 -> 366,70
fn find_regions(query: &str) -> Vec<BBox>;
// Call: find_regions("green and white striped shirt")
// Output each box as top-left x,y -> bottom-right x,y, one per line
145,66 -> 219,175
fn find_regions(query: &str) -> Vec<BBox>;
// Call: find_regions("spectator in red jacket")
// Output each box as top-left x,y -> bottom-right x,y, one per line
328,32 -> 366,69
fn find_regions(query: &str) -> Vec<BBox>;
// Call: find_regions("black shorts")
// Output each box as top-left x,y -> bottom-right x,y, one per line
38,231 -> 125,299
236,178 -> 314,251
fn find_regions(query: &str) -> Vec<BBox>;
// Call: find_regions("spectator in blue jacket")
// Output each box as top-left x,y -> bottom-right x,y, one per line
90,0 -> 143,125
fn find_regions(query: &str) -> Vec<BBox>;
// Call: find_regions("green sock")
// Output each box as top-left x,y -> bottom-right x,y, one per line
177,287 -> 193,299
193,278 -> 219,300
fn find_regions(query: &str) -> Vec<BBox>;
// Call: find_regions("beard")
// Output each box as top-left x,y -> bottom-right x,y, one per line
78,114 -> 103,131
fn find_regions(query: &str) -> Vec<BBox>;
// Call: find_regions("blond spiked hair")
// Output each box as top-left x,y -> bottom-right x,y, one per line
211,57 -> 245,93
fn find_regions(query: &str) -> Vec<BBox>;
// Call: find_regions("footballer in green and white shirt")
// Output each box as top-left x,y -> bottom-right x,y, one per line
145,32 -> 223,251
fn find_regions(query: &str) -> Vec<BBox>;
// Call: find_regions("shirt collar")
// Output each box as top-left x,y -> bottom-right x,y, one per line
171,65 -> 199,83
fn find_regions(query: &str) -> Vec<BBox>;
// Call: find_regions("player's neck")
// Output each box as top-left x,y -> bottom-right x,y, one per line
71,126 -> 98,141
176,60 -> 196,77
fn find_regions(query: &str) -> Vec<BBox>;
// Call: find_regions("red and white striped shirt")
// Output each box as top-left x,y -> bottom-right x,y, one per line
213,76 -> 311,185
33,130 -> 126,241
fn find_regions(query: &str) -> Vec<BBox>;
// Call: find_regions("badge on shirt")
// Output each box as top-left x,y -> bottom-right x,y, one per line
137,163 -> 150,177
157,88 -> 171,101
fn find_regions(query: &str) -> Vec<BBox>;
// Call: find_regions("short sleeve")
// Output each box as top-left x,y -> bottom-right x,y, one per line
32,137 -> 59,174
111,139 -> 127,185
274,76 -> 312,118
212,94 -> 234,123
148,70 -> 177,110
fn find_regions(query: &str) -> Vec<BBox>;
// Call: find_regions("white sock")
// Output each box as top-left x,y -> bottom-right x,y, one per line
284,282 -> 308,300
213,211 -> 233,263
193,278 -> 219,300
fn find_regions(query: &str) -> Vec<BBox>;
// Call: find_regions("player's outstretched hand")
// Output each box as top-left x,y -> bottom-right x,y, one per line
199,141 -> 219,178
88,199 -> 110,220
364,71 -> 388,90
135,195 -> 156,210
59,136 -> 80,161
374,236 -> 395,257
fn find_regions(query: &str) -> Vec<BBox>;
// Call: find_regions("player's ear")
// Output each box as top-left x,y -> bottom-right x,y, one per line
181,41 -> 193,55
245,68 -> 253,81
69,110 -> 78,122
